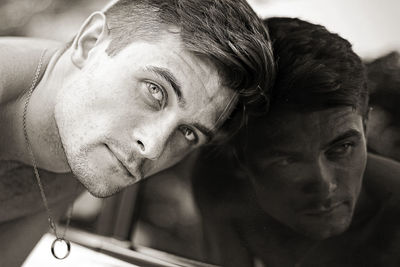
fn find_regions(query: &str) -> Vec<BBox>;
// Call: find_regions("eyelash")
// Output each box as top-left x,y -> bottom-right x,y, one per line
145,81 -> 166,108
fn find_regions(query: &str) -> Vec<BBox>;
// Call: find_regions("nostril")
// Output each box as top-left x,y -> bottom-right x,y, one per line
328,182 -> 338,193
301,181 -> 337,195
137,140 -> 145,151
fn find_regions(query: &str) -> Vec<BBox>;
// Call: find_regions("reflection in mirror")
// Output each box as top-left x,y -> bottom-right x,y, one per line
191,17 -> 400,267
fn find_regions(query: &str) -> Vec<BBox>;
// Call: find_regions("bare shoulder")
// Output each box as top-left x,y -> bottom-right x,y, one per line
0,37 -> 62,104
365,153 -> 400,200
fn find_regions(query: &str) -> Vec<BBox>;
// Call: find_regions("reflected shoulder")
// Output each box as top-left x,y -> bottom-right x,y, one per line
365,153 -> 400,202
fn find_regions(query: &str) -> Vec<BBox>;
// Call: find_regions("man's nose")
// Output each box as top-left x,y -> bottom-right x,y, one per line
301,159 -> 337,197
132,117 -> 175,160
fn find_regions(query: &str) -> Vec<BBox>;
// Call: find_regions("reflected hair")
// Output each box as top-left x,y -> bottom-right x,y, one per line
229,17 -> 370,167
266,17 -> 368,117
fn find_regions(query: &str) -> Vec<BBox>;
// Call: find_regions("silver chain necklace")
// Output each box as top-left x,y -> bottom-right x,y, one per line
22,49 -> 74,260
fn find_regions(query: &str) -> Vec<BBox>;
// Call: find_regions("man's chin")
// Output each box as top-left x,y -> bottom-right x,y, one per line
70,162 -> 140,198
84,183 -> 125,198
74,173 -> 132,198
302,228 -> 344,241
296,221 -> 351,240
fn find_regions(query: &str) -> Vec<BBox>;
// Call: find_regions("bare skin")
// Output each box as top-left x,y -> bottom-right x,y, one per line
0,12 -> 235,266
194,152 -> 400,267
0,38 -> 80,267
193,107 -> 400,267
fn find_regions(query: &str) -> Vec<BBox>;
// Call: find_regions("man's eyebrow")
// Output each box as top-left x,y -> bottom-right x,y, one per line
325,129 -> 362,148
193,122 -> 214,143
144,66 -> 185,107
263,148 -> 303,159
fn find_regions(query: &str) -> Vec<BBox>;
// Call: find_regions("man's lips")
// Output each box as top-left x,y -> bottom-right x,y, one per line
302,201 -> 345,216
105,145 -> 141,181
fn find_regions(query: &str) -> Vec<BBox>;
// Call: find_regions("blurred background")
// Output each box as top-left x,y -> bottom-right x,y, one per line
250,0 -> 400,59
1,0 -> 399,58
2,0 -> 399,264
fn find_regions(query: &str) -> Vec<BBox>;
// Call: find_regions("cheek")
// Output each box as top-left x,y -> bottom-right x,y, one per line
150,133 -> 194,172
251,163 -> 304,191
250,172 -> 296,214
336,146 -> 367,195
80,62 -> 140,104
80,75 -> 149,122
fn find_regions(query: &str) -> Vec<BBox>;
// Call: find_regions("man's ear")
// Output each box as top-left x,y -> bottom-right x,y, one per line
71,12 -> 109,69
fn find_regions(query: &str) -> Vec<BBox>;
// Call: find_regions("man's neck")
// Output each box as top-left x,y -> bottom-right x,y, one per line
245,212 -> 319,266
1,46 -> 76,173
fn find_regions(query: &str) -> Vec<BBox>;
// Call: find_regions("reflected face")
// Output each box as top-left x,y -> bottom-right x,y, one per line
247,107 -> 367,240
55,33 -> 234,197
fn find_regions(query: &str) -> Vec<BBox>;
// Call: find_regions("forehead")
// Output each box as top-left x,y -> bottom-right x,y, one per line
113,32 -> 235,128
249,107 -> 364,152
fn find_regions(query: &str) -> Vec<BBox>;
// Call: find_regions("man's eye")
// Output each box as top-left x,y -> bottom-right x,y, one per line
327,142 -> 354,157
146,82 -> 164,106
273,157 -> 295,167
180,126 -> 198,143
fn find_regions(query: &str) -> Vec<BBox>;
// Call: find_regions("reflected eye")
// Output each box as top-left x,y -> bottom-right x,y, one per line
327,142 -> 354,158
274,157 -> 295,167
146,82 -> 165,106
180,126 -> 198,143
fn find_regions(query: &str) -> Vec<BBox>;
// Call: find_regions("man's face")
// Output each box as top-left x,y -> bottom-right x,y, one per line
247,107 -> 367,240
55,33 -> 234,197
